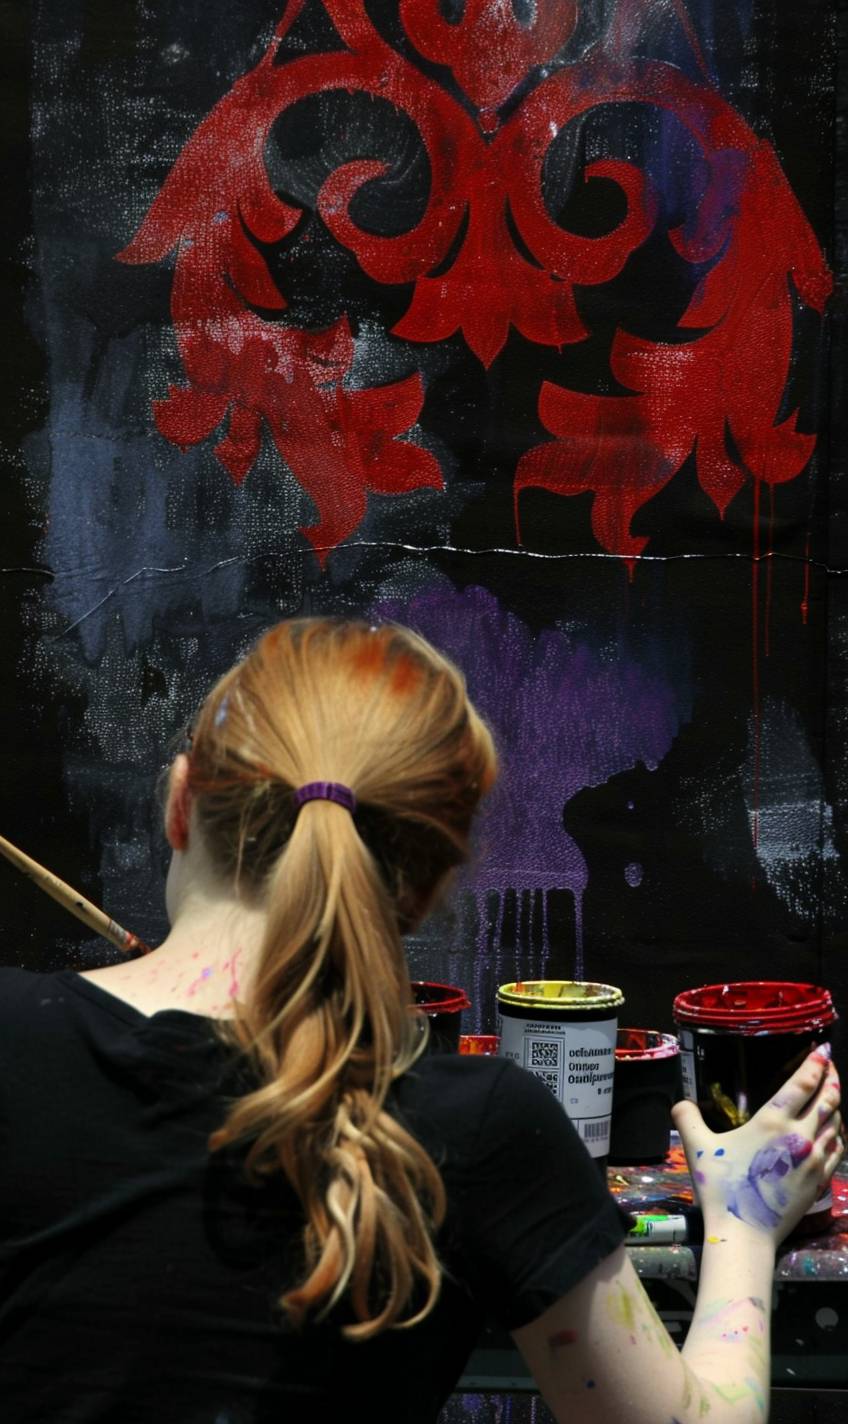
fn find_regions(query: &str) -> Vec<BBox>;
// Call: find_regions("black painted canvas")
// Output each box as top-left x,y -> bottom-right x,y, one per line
1,0 -> 844,1052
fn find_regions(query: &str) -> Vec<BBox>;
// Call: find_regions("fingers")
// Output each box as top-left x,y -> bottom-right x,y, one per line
812,1100 -> 841,1146
820,1123 -> 845,1183
798,1062 -> 841,1137
671,1097 -> 710,1165
671,1097 -> 703,1135
769,1044 -> 834,1118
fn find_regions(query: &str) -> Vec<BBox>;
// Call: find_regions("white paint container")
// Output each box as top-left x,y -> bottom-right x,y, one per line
497,980 -> 624,1168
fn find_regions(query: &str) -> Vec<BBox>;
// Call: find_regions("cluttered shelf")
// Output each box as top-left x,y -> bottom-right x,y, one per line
459,1142 -> 848,1393
612,1135 -> 848,1283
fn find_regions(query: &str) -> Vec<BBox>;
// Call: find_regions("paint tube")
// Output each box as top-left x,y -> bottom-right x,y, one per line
626,1207 -> 704,1245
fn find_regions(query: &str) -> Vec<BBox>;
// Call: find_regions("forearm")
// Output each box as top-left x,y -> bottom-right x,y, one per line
518,1048 -> 839,1424
680,1226 -> 776,1423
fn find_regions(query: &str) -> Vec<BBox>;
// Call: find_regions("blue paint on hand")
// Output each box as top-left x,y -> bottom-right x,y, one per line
724,1134 -> 813,1231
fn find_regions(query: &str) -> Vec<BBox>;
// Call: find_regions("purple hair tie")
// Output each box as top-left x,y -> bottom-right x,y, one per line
293,781 -> 358,814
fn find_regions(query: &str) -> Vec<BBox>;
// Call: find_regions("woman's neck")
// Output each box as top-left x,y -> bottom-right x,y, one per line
81,849 -> 268,1019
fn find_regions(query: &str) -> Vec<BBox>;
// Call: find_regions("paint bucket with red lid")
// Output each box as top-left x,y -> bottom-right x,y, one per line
608,1030 -> 682,1165
673,981 -> 838,1229
411,981 -> 471,1053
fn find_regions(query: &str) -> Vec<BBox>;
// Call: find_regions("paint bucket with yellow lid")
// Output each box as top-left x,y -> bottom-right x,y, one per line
497,980 -> 624,1171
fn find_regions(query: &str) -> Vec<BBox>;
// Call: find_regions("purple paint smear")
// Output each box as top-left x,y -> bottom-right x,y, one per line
377,586 -> 683,987
725,1133 -> 813,1230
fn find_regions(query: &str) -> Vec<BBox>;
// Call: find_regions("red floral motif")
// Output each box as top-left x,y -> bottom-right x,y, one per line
322,153 -> 651,367
119,0 -> 831,566
119,2 -> 445,563
399,0 -> 578,120
514,63 -> 832,568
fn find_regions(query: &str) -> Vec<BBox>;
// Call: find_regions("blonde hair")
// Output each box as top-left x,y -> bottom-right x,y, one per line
185,618 -> 496,1339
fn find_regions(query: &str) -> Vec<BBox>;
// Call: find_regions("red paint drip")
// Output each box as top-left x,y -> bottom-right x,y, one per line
764,484 -> 775,659
668,0 -> 711,79
751,477 -> 761,857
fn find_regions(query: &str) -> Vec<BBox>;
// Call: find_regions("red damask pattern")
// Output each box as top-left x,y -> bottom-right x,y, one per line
119,0 -> 831,566
399,0 -> 578,119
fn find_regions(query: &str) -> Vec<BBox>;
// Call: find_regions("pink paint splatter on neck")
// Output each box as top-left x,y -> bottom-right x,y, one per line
227,947 -> 243,1002
187,965 -> 214,997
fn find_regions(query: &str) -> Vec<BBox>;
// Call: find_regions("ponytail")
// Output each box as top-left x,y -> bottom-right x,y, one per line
187,619 -> 496,1338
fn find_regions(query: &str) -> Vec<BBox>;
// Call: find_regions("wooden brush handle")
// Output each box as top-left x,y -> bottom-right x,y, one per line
0,833 -> 151,955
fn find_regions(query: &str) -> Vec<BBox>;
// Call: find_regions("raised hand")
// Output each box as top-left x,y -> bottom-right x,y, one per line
672,1043 -> 842,1244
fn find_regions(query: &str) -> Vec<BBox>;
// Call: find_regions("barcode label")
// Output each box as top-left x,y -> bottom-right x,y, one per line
679,1049 -> 697,1101
498,1014 -> 618,1158
529,1039 -> 561,1069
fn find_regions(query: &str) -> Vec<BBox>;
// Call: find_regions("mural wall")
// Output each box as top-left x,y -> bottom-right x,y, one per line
2,0 -> 844,1051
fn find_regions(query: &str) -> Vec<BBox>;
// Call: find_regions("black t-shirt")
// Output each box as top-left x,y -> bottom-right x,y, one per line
0,967 -> 628,1422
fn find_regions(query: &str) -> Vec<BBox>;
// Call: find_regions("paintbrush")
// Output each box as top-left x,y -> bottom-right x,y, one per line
0,832 -> 152,955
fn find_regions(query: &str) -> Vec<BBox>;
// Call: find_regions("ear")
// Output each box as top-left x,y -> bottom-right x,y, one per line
165,754 -> 192,852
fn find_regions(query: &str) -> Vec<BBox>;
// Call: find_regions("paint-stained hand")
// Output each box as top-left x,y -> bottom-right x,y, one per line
672,1045 -> 842,1244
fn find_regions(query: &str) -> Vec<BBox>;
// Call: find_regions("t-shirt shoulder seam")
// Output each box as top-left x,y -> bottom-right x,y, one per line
56,970 -> 146,1027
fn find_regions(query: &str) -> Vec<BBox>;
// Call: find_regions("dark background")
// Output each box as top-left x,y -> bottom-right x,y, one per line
0,0 -> 844,1050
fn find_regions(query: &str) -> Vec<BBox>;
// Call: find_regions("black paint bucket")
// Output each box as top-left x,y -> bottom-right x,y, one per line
411,981 -> 470,1053
608,1030 -> 682,1165
674,980 -> 838,1230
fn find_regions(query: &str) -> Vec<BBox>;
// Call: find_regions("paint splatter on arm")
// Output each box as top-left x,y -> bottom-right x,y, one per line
514,1245 -> 776,1424
683,1273 -> 773,1421
547,1328 -> 578,1351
